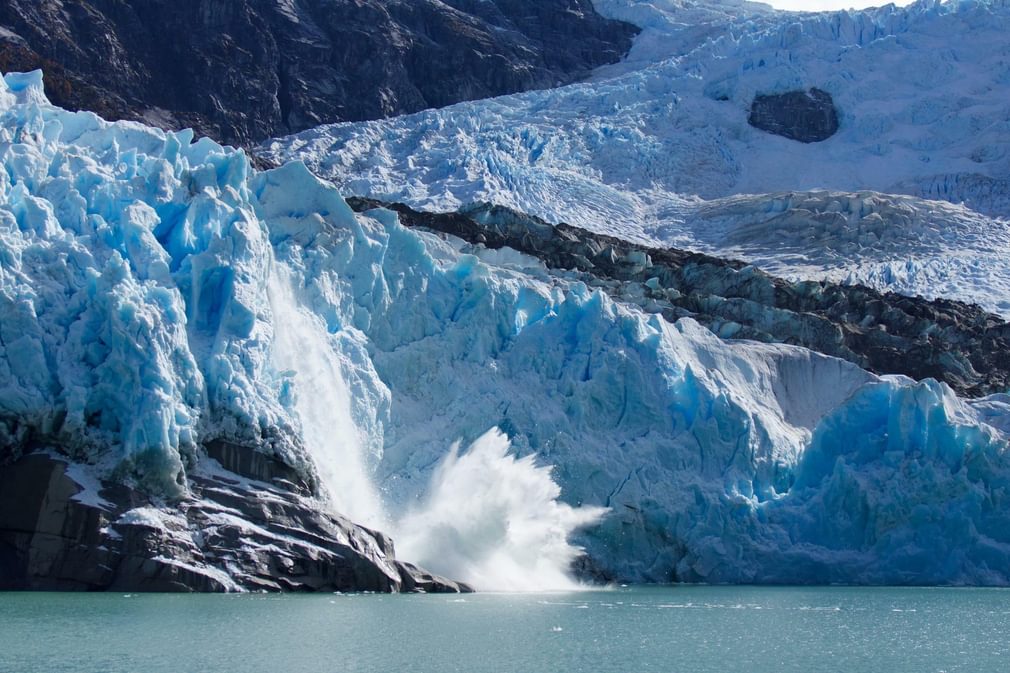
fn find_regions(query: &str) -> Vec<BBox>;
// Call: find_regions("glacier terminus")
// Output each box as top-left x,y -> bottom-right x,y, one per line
2,44 -> 1010,588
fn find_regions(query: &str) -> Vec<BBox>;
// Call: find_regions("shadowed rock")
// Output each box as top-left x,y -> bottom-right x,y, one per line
0,452 -> 470,593
749,88 -> 839,143
0,0 -> 637,145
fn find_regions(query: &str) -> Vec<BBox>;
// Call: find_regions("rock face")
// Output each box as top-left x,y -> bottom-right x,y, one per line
0,452 -> 469,593
349,197 -> 1010,398
748,88 -> 839,143
0,0 -> 636,145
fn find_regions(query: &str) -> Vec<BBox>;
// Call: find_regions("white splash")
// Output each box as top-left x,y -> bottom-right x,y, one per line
393,428 -> 609,592
267,265 -> 387,529
268,265 -> 606,591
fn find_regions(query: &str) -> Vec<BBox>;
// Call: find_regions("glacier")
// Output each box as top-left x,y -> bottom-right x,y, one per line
3,69 -> 1010,587
260,0 -> 1010,317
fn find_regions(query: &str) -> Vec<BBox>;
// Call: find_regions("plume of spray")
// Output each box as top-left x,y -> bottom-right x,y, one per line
267,265 -> 387,529
269,263 -> 606,590
393,428 -> 609,592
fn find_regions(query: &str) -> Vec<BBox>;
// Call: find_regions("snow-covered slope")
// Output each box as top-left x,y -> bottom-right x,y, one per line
695,190 -> 1010,315
5,71 -> 1010,585
261,0 -> 1010,315
590,0 -> 775,76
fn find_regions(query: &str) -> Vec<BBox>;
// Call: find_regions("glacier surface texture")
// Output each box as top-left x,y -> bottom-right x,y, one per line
262,0 -> 1010,317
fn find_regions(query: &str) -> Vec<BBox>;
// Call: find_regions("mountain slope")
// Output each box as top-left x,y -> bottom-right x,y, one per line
0,0 -> 637,145
262,0 -> 1010,315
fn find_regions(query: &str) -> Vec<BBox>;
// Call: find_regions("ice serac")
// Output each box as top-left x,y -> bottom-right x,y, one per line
3,71 -> 1010,588
0,70 -> 468,592
263,0 -> 1010,316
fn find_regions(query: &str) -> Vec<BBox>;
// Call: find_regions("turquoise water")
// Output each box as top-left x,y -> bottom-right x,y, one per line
2,586 -> 1008,673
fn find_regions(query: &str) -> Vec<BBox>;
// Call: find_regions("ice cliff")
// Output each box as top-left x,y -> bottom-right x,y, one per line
3,70 -> 1010,586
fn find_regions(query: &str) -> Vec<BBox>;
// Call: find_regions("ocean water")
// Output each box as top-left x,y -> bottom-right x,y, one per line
2,586 -> 1008,673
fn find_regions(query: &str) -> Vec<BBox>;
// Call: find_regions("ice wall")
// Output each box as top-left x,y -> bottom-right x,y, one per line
3,71 -> 1010,584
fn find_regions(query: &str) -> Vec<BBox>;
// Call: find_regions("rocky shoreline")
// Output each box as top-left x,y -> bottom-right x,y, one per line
0,450 -> 469,594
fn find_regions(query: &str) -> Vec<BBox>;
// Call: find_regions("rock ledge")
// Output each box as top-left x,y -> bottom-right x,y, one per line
0,452 -> 470,593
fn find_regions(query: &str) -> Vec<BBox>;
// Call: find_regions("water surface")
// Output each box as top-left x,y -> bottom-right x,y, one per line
2,586 -> 1007,673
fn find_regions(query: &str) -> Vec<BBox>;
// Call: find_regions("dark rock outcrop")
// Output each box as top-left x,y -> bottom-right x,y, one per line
748,88 -> 839,143
0,0 -> 637,145
0,452 -> 469,593
348,197 -> 1010,398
